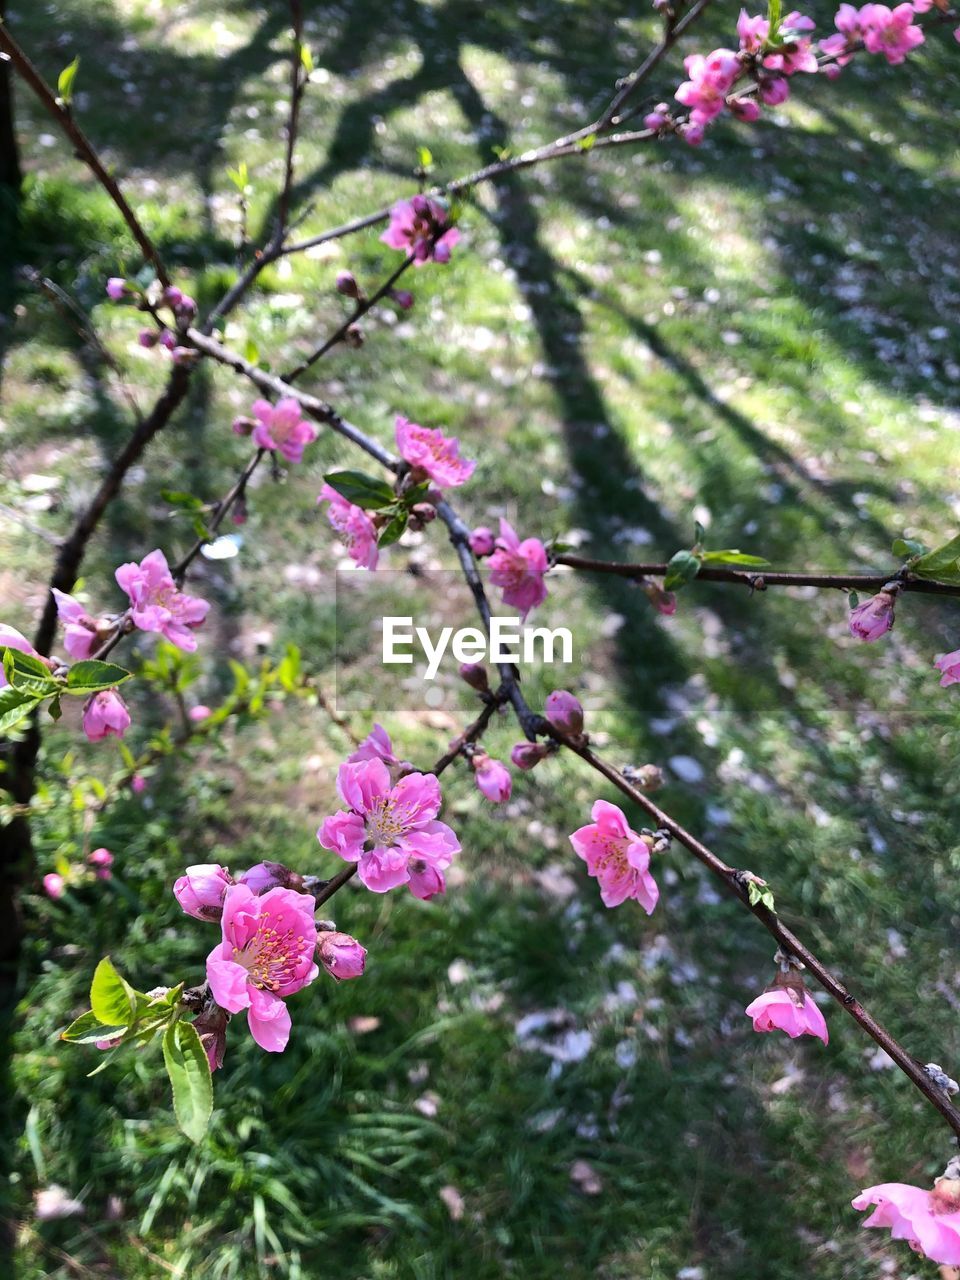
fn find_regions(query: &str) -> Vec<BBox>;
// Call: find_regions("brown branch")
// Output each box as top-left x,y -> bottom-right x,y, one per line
554,553 -> 960,598
0,26 -> 170,287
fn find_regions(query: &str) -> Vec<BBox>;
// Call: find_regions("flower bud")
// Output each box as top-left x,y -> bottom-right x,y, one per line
344,325 -> 364,348
232,415 -> 255,437
237,861 -> 305,894
390,288 -> 414,310
130,773 -> 146,794
82,689 -> 131,742
189,704 -> 212,722
317,930 -> 367,980
468,526 -> 495,557
459,662 -> 489,693
171,346 -> 198,366
472,753 -> 512,804
510,741 -> 551,771
849,587 -> 898,642
163,286 -> 185,307
642,579 -> 677,616
43,872 -> 65,899
173,863 -> 234,920
622,763 -> 664,791
192,1003 -> 229,1072
544,689 -> 584,737
159,329 -> 177,351
410,502 -> 437,525
138,329 -> 159,348
644,105 -> 670,131
88,847 -> 114,880
232,497 -> 248,525
335,270 -> 361,298
106,277 -> 127,300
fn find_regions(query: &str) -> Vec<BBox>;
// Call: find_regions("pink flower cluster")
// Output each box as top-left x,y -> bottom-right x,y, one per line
318,758 -> 460,898
488,519 -> 549,620
822,3 -> 924,69
115,549 -> 209,651
395,416 -> 475,490
318,484 -> 380,570
381,196 -> 461,265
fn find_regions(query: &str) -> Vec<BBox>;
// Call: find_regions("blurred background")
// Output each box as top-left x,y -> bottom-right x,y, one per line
2,0 -> 960,1276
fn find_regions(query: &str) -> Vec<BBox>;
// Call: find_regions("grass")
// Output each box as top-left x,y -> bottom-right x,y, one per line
3,0 -> 960,1276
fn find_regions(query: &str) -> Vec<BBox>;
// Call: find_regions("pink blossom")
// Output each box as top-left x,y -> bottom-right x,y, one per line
51,589 -> 99,660
115,549 -> 209,651
318,485 -> 379,571
488,519 -> 549,621
130,773 -> 147,794
643,106 -> 671,131
317,758 -> 460,898
935,648 -> 960,687
469,526 -> 495,557
380,195 -> 461,265
43,873 -> 65,899
390,288 -> 415,310
675,49 -> 741,126
472,754 -> 512,804
189,704 -> 211,721
762,12 -> 819,74
853,1178 -> 960,1265
159,329 -> 177,351
250,397 -> 318,464
347,723 -> 411,771
82,689 -> 131,742
106,278 -> 127,300
760,76 -> 790,105
0,624 -> 42,687
737,9 -> 770,53
849,588 -> 897,641
821,2 -> 866,64
317,930 -> 367,980
728,97 -> 761,122
88,847 -> 113,881
206,883 -> 319,1053
569,799 -> 660,911
174,863 -> 234,920
744,987 -> 828,1043
395,416 -> 475,489
511,741 -> 552,770
861,2 -> 924,61
544,690 -> 584,737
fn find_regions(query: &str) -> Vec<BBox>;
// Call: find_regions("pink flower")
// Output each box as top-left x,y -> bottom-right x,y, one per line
675,49 -> 741,126
760,76 -> 790,105
347,723 -> 411,772
189,704 -> 211,721
0,624 -> 42,687
469,526 -> 495,557
250,397 -> 317,464
380,195 -> 461,265
487,519 -> 549,621
744,987 -> 828,1043
318,485 -> 379,571
43,873 -> 65,899
511,741 -> 552,770
173,863 -> 234,920
860,2 -> 924,61
206,884 -> 319,1053
472,754 -> 512,804
544,690 -> 584,737
853,1177 -> 960,1265
317,930 -> 367,980
82,689 -> 131,742
115,549 -> 209,651
849,587 -> 897,641
317,759 -> 460,898
88,847 -> 113,881
762,11 -> 819,74
395,416 -> 475,490
106,278 -> 127,300
51,589 -> 99,660
569,799 -> 660,911
821,2 -> 866,64
130,773 -> 147,794
935,648 -> 960,687
737,9 -> 770,52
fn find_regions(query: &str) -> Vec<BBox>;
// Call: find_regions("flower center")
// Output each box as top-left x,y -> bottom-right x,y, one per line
365,796 -> 408,848
233,913 -> 308,990
593,836 -> 630,880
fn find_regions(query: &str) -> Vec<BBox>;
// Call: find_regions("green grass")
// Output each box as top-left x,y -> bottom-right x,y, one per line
3,0 -> 960,1277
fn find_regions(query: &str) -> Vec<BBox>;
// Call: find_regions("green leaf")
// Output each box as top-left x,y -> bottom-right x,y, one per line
323,470 -> 396,511
276,644 -> 301,693
663,549 -> 702,592
491,145 -> 512,162
377,509 -> 408,548
848,590 -> 859,609
61,1010 -> 126,1044
57,57 -> 80,106
243,337 -> 260,366
48,696 -> 62,721
66,660 -> 132,694
161,489 -> 204,511
892,537 -> 927,560
0,686 -> 43,736
417,145 -> 433,169
299,43 -> 314,75
914,533 -> 960,584
700,550 -> 771,567
163,1020 -> 213,1144
694,520 -> 706,548
227,160 -> 249,192
90,956 -> 137,1027
576,133 -> 596,152
1,648 -> 59,697
746,881 -> 777,912
767,0 -> 782,39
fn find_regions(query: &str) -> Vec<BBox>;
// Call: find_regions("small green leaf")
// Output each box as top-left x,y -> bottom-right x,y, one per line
299,43 -> 314,75
61,1010 -> 126,1044
161,489 -> 205,511
892,537 -> 927,560
377,509 -> 408,548
1,648 -> 59,697
243,337 -> 260,366
746,881 -> 776,912
57,57 -> 80,106
700,550 -> 771,567
90,957 -> 137,1027
767,0 -> 782,39
48,696 -> 62,721
323,470 -> 397,511
694,521 -> 706,548
576,133 -> 596,152
163,1020 -> 213,1144
491,145 -> 512,162
66,660 -> 132,694
417,145 -> 433,170
848,590 -> 859,609
0,686 -> 43,735
227,161 -> 249,192
663,548 -> 703,592
276,644 -> 301,693
914,533 -> 960,584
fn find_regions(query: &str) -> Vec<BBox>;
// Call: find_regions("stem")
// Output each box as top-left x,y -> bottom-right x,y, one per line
554,553 -> 960,598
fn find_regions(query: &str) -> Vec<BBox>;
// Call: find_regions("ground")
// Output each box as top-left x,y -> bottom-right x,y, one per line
2,0 -> 960,1277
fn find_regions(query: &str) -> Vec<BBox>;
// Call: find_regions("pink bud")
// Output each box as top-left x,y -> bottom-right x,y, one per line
644,107 -> 670,131
390,288 -> 414,310
472,753 -> 512,804
106,277 -> 127,300
237,861 -> 305,893
95,1034 -> 124,1051
510,741 -> 551,770
43,873 -> 65,899
88,847 -> 114,881
159,329 -> 177,351
459,662 -> 489,693
849,588 -> 898,642
138,329 -> 159,348
130,773 -> 146,794
336,270 -> 360,298
544,689 -> 584,737
82,689 -> 131,742
760,76 -> 789,106
232,497 -> 248,525
189,704 -> 211,722
469,526 -> 495,557
232,415 -> 255,436
642,580 -> 677,616
318,930 -> 367,980
173,863 -> 234,920
171,346 -> 197,365
163,286 -> 184,307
